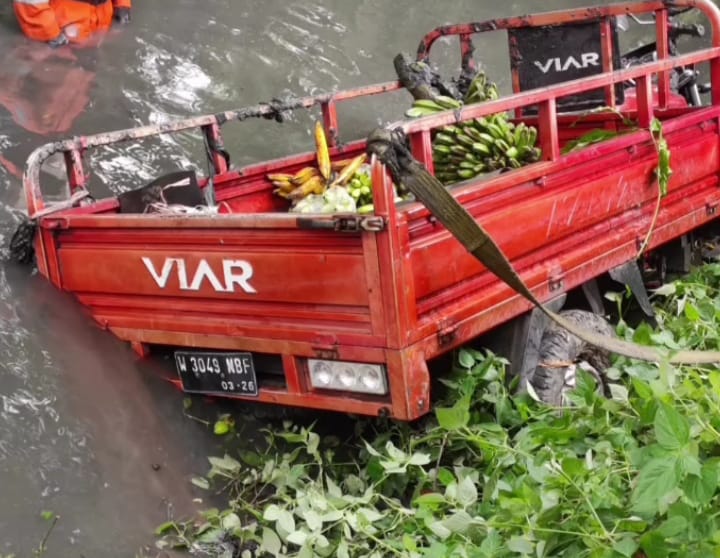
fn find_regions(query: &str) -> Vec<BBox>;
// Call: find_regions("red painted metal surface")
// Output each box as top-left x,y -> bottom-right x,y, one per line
21,0 -> 720,420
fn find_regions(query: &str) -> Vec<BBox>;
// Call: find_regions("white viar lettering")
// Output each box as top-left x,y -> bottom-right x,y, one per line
223,260 -> 257,294
176,259 -> 189,290
142,257 -> 176,288
188,259 -> 226,292
534,58 -> 556,74
581,52 -> 600,68
562,56 -> 583,71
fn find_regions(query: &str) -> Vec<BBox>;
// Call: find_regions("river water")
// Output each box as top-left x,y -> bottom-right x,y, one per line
0,0 -> 704,555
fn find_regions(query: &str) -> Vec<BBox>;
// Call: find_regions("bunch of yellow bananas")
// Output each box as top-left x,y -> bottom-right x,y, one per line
268,121 -> 369,211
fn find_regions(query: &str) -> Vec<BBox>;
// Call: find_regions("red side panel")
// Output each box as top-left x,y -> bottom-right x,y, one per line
402,108 -> 720,352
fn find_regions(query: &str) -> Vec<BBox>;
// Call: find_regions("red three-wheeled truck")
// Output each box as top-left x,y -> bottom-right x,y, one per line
14,0 -> 720,420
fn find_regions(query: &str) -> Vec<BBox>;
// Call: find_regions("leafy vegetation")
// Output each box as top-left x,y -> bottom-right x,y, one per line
157,263 -> 720,557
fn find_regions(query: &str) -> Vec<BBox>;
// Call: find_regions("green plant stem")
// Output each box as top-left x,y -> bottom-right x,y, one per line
432,433 -> 449,492
34,516 -> 58,557
637,180 -> 663,259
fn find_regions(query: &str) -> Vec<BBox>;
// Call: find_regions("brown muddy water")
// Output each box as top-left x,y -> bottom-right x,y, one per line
0,0 -> 702,555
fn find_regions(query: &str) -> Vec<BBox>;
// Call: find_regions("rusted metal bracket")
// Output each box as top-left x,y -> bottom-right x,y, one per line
437,318 -> 458,347
297,215 -> 387,233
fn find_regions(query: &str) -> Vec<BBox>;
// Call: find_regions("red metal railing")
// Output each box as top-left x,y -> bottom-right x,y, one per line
23,82 -> 402,216
23,0 -> 720,219
416,0 -> 720,110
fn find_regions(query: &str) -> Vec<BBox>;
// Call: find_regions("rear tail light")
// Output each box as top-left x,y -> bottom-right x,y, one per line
307,359 -> 388,395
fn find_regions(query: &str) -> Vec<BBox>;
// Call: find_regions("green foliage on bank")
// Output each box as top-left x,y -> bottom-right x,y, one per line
158,263 -> 720,558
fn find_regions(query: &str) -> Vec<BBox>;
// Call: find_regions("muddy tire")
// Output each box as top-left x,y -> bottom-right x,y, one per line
526,309 -> 615,406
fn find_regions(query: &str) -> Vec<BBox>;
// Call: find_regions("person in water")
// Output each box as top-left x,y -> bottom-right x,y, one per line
13,0 -> 131,47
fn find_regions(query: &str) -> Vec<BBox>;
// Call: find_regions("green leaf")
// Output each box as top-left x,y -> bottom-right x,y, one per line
425,541 -> 449,558
428,520 -> 452,540
414,492 -> 446,507
154,521 -> 177,536
40,510 -> 55,521
456,476 -> 478,507
213,420 -> 230,436
609,383 -> 629,404
408,451 -> 432,466
197,527 -> 224,544
657,515 -> 687,538
616,518 -> 648,533
287,529 -> 309,546
208,455 -> 241,473
684,302 -> 701,322
221,512 -> 241,531
632,457 -> 680,515
632,377 -> 654,400
336,539 -> 350,558
652,283 -> 676,297
263,504 -> 282,521
437,468 -> 455,487
612,536 -> 639,558
191,476 -> 210,490
385,441 -> 406,461
357,507 -> 384,523
435,401 -> 470,431
654,404 -> 690,450
679,454 -> 701,478
458,349 -> 475,369
479,531 -> 503,557
507,536 -> 534,555
442,510 -> 473,533
306,432 -> 320,458
403,533 -> 418,552
261,528 -> 282,556
320,510 -> 343,523
303,510 -> 323,532
650,330 -> 680,350
683,464 -> 718,506
639,532 -> 669,558
277,509 -> 296,534
650,118 -> 663,135
563,128 -> 620,153
633,322 -> 654,346
326,475 -> 343,499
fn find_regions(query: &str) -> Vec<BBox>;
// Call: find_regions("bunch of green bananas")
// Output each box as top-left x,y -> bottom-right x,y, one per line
463,71 -> 499,104
404,95 -> 463,118
433,116 -> 540,184
347,168 -> 373,207
402,70 -> 541,185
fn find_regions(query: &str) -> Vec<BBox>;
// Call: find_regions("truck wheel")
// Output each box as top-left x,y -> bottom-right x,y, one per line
526,310 -> 615,406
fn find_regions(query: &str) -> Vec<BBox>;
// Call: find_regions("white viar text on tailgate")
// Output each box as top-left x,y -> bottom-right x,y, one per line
141,257 -> 257,294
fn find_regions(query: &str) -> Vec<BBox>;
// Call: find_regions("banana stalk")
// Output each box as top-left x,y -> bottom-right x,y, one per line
314,121 -> 332,181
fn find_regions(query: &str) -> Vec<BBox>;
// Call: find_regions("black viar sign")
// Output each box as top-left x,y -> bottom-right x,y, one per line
509,20 -> 624,111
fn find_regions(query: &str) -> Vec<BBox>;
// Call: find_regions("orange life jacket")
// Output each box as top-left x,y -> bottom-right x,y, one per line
13,0 -> 132,43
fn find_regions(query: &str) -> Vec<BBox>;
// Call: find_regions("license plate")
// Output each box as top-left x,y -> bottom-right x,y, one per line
174,351 -> 258,397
